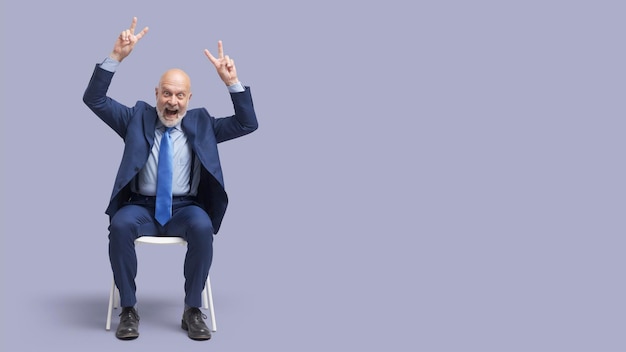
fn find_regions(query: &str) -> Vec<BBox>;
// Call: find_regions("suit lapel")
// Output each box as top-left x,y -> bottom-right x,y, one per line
182,113 -> 225,188
143,109 -> 158,148
182,113 -> 197,146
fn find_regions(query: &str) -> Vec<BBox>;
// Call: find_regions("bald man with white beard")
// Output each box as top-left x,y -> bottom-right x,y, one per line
83,17 -> 258,341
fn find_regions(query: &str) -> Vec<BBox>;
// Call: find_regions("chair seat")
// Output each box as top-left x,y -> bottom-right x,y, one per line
135,236 -> 187,245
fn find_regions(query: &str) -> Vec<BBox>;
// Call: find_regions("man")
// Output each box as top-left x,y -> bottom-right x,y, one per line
83,17 -> 258,341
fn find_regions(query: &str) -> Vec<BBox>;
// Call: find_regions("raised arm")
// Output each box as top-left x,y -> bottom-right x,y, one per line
203,41 -> 257,141
109,17 -> 149,62
83,17 -> 149,138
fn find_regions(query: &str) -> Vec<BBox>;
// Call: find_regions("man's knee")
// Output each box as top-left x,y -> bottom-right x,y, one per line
183,207 -> 214,233
187,220 -> 214,243
109,206 -> 147,241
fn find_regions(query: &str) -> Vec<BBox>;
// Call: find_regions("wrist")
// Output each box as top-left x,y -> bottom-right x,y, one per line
227,81 -> 245,93
109,52 -> 124,62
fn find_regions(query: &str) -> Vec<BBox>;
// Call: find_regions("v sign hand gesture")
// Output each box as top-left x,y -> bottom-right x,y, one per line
110,17 -> 149,62
204,41 -> 239,86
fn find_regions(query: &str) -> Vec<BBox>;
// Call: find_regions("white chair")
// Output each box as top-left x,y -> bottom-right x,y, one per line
105,236 -> 217,332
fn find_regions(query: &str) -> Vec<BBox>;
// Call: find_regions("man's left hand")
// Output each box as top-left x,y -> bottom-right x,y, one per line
204,41 -> 239,86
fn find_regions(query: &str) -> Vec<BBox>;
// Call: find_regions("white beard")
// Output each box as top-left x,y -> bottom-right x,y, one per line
157,109 -> 186,127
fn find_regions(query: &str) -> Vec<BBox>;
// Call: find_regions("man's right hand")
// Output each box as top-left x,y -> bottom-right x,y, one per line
109,17 -> 149,62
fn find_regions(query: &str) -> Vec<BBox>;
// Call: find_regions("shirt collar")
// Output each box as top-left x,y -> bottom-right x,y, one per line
156,120 -> 182,132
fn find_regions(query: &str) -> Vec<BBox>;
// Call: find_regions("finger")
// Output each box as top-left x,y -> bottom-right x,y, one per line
217,40 -> 224,59
129,17 -> 137,34
224,55 -> 232,68
204,49 -> 218,65
136,26 -> 149,40
120,29 -> 130,42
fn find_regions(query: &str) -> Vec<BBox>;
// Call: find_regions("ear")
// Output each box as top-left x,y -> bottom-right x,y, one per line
155,87 -> 159,97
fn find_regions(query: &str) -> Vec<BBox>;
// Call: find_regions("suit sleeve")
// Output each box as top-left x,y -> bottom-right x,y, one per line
213,87 -> 259,143
82,64 -> 135,138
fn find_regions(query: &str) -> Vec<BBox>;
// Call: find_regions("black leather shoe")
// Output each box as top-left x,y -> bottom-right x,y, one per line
181,307 -> 212,340
116,307 -> 140,340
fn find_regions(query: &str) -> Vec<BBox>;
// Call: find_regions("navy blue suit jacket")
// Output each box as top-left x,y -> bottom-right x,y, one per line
83,65 -> 258,233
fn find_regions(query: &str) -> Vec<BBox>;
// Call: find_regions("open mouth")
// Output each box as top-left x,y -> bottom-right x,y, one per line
165,108 -> 179,118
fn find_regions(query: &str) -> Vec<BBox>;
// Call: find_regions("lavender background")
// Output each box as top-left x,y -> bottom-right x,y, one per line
2,1 -> 625,351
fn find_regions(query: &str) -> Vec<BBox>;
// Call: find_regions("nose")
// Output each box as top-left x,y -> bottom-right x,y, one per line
168,95 -> 178,106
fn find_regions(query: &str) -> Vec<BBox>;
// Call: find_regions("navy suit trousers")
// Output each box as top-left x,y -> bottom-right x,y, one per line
108,197 -> 214,308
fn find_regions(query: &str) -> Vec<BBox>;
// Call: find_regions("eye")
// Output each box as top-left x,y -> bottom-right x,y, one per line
163,91 -> 171,97
177,93 -> 185,98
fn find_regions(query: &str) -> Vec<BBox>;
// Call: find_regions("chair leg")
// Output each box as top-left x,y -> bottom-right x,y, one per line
113,285 -> 119,309
106,279 -> 116,330
205,276 -> 217,332
202,282 -> 209,309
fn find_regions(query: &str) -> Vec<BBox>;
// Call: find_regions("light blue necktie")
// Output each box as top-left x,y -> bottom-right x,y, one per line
155,127 -> 174,226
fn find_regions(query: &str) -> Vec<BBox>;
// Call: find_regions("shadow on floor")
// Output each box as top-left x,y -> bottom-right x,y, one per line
42,291 -> 185,331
